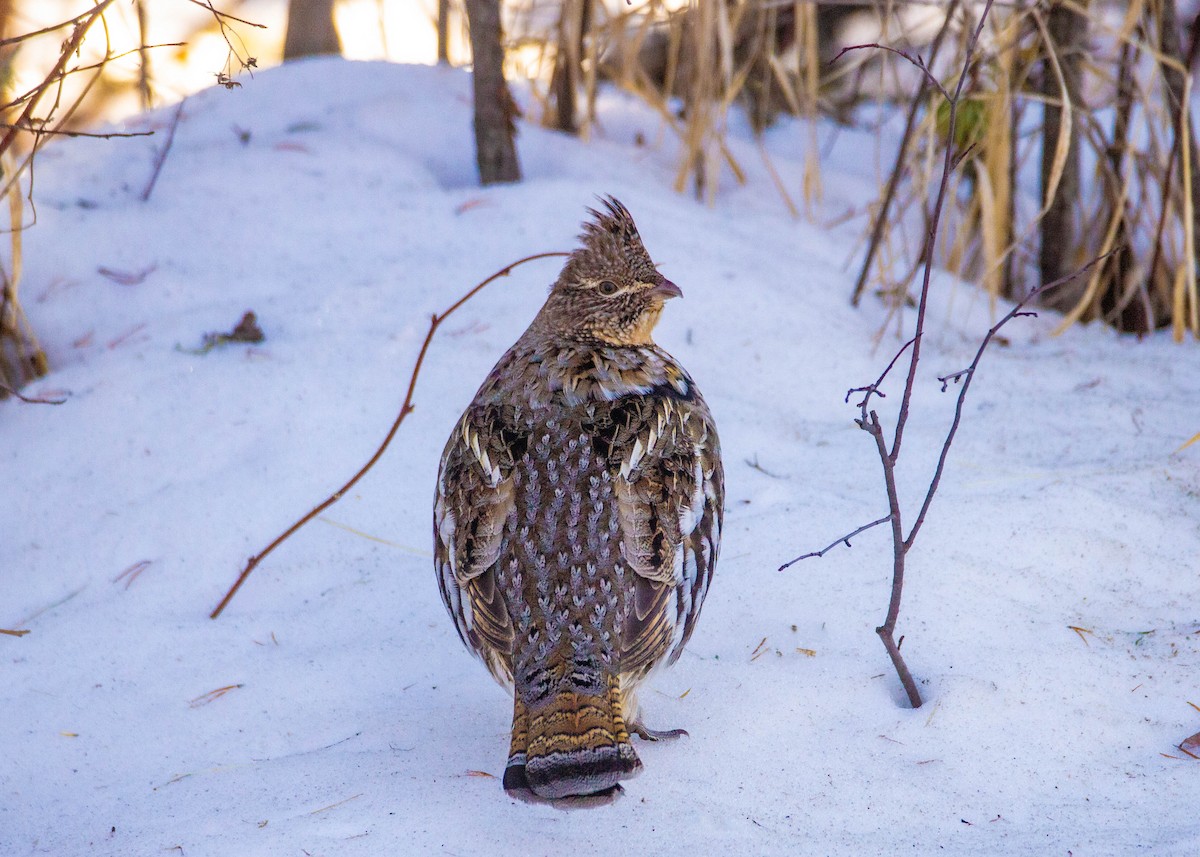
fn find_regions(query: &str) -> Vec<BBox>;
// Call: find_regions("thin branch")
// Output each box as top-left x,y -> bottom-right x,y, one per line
786,1 -> 999,710
778,515 -> 891,569
182,0 -> 268,29
845,335 -> 917,411
141,99 -> 186,202
889,3 -> 993,466
0,123 -> 154,140
862,405 -> 922,707
0,382 -> 67,404
0,9 -> 97,47
850,0 -> 961,306
831,43 -> 952,101
903,249 -> 1119,551
210,251 -> 570,619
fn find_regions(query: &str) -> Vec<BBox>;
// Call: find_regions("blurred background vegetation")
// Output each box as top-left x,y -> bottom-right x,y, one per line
2,1 -> 1197,398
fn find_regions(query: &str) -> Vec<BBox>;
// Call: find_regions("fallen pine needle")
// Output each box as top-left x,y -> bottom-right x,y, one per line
750,636 -> 769,661
188,684 -> 243,708
154,772 -> 195,790
60,731 -> 78,737
318,517 -> 429,555
97,263 -> 156,286
18,584 -> 87,626
0,628 -> 30,637
465,770 -> 495,778
455,198 -> 488,214
1068,626 -> 1095,646
106,322 -> 148,349
924,700 -> 942,727
309,793 -> 362,814
1177,432 -> 1200,453
113,560 -> 152,590
678,688 -> 691,699
1187,701 -> 1200,714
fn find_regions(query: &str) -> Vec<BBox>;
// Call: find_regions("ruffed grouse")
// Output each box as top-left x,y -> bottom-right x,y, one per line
434,197 -> 724,800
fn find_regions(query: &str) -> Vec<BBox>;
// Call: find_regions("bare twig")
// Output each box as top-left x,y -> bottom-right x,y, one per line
845,335 -> 917,411
849,2 -> 962,306
183,0 -> 267,29
904,249 -> 1118,551
785,2 -> 998,709
831,43 -> 951,101
778,515 -> 891,569
0,382 -> 66,404
210,251 -> 570,619
0,8 -> 100,47
889,6 -> 993,468
141,99 -> 186,202
0,123 -> 154,140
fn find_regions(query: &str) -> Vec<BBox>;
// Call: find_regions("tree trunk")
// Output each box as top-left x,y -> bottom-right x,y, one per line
1039,1 -> 1085,311
549,0 -> 590,133
465,0 -> 521,185
437,0 -> 451,64
283,0 -> 342,61
1158,0 -> 1200,274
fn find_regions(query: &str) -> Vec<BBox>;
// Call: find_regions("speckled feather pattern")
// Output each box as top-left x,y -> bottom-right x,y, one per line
434,197 -> 723,799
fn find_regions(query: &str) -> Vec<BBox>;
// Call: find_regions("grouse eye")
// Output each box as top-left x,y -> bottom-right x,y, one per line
597,280 -> 619,296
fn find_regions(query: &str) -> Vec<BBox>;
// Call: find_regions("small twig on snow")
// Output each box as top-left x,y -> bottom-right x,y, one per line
0,382 -> 67,404
141,98 -> 186,202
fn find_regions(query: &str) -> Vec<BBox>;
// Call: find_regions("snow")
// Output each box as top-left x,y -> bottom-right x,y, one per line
3,58 -> 1199,855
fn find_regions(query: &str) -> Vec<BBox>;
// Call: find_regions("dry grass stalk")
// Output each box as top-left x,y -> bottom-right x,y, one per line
0,159 -> 46,398
0,2 -> 123,397
851,0 -> 1200,338
0,2 -> 262,398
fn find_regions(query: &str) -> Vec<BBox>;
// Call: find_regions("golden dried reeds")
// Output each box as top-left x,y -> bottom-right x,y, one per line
491,0 -> 1198,337
853,0 -> 1199,338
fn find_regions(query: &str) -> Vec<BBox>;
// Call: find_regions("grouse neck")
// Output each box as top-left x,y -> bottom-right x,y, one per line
520,338 -> 692,406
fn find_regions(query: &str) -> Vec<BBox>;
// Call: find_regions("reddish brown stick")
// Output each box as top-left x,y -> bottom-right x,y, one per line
210,251 -> 569,619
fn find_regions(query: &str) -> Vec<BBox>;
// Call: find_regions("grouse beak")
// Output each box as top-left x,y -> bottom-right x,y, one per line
650,276 -> 682,300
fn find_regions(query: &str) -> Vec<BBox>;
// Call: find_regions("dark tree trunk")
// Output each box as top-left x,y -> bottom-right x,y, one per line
465,0 -> 521,185
1159,0 -> 1200,271
283,0 -> 342,61
437,0 -> 451,64
1039,1 -> 1085,311
550,0 -> 591,133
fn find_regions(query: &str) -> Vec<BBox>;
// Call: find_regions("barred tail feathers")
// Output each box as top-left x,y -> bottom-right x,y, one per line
505,678 -> 642,799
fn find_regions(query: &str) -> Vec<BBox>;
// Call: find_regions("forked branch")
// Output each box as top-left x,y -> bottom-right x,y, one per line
782,2 -> 1000,709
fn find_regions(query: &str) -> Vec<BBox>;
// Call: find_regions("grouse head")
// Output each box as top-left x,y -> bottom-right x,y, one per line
540,196 -> 681,347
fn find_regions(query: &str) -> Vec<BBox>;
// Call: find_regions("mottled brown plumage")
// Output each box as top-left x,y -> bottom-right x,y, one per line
434,197 -> 723,800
